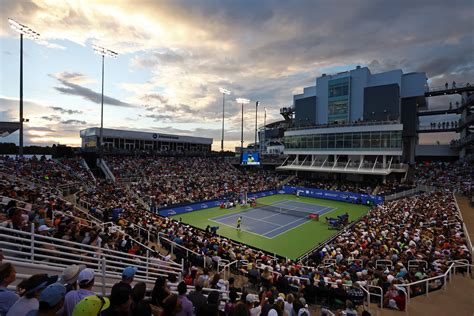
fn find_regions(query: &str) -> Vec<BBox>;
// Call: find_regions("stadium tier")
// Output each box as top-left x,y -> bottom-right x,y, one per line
0,155 -> 472,315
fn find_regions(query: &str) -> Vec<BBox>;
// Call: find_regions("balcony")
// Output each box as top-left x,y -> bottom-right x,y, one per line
277,156 -> 408,175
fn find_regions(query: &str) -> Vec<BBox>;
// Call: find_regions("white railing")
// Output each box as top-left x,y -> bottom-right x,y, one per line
97,158 -> 116,182
0,224 -> 183,282
395,260 -> 472,302
10,263 -> 231,301
454,194 -> 473,255
384,185 -> 437,201
157,233 -> 206,267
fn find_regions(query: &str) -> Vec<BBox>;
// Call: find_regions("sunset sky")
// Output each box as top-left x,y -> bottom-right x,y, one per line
1,0 -> 473,150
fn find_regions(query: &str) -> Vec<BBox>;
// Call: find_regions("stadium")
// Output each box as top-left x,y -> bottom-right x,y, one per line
1,3 -> 474,316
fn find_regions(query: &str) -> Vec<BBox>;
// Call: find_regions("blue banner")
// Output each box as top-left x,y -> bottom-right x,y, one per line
281,185 -> 384,205
157,187 -> 383,217
158,189 -> 280,217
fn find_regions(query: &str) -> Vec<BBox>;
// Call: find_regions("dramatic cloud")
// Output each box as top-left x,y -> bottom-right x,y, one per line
51,73 -> 134,108
50,106 -> 83,115
1,0 -> 472,149
61,119 -> 86,125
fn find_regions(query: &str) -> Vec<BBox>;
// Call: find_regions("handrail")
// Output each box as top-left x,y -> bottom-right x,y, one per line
454,194 -> 473,255
0,225 -> 182,278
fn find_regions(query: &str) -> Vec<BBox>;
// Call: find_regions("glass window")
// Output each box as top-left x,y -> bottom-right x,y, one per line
320,134 -> 328,148
381,132 -> 390,148
336,134 -> 344,148
371,132 -> 381,148
352,133 -> 360,148
328,134 -> 335,148
362,132 -> 371,148
344,133 -> 352,148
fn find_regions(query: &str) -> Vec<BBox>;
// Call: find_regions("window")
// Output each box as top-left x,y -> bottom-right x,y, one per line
344,133 -> 352,148
371,132 -> 381,148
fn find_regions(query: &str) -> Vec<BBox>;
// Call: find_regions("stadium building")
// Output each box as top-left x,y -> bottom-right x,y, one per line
80,127 -> 213,153
256,66 -> 473,178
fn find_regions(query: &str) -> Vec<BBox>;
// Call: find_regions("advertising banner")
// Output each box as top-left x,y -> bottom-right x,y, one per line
157,187 -> 382,217
281,185 -> 384,205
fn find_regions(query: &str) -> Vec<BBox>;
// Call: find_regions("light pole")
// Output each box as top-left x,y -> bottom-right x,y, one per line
219,87 -> 231,152
92,44 -> 118,157
255,101 -> 259,150
263,107 -> 267,155
8,18 -> 39,157
236,98 -> 250,155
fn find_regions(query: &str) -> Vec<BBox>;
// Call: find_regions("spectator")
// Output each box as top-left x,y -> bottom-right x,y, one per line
200,291 -> 220,316
7,274 -> 56,316
283,294 -> 294,316
233,301 -> 249,316
130,282 -> 152,316
63,268 -> 95,316
34,283 -> 67,316
152,276 -> 170,307
341,300 -> 357,316
59,264 -> 86,292
187,285 -> 206,316
72,295 -> 110,316
162,293 -> 181,316
176,282 -> 192,316
0,262 -> 19,315
101,287 -> 131,316
111,267 -> 136,294
224,289 -> 239,316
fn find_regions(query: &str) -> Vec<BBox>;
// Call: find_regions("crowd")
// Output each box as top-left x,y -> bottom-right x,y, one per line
411,161 -> 473,195
106,156 -> 284,208
0,155 -> 473,315
287,178 -> 376,196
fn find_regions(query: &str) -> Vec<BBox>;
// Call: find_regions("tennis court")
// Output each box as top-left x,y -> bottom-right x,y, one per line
171,194 -> 370,259
210,200 -> 334,238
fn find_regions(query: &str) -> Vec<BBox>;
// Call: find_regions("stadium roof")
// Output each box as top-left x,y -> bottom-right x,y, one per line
0,122 -> 20,137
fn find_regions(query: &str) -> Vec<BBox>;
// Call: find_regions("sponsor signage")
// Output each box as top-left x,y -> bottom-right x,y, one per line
281,185 -> 384,205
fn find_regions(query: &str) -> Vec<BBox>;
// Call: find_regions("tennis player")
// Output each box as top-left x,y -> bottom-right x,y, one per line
236,216 -> 242,231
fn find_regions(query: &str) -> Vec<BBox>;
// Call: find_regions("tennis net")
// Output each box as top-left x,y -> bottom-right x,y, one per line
253,202 -> 317,218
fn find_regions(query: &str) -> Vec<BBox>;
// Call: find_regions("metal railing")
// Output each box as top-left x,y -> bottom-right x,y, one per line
287,120 -> 400,131
0,224 -> 183,282
384,185 -> 437,201
157,233 -> 206,267
454,194 -> 473,255
395,260 -> 472,302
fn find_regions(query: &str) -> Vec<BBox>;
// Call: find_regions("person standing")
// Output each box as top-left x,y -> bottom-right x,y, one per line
0,263 -> 19,315
236,216 -> 242,232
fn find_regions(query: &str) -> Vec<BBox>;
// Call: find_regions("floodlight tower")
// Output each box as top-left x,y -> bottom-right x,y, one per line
255,101 -> 259,150
219,87 -> 231,152
92,44 -> 118,157
8,18 -> 40,157
236,98 -> 250,155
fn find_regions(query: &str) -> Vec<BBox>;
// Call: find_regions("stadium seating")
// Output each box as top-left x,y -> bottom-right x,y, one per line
0,155 -> 472,315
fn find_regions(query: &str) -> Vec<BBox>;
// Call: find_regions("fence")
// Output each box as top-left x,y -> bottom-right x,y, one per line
0,224 -> 183,286
384,185 -> 437,201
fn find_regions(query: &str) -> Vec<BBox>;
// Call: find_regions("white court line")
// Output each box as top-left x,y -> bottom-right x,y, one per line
262,216 -> 308,237
208,219 -> 273,240
240,215 -> 281,227
267,206 -> 338,239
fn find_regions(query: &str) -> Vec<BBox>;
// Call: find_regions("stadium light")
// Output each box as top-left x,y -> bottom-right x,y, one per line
91,44 -> 118,157
255,101 -> 259,150
236,98 -> 250,155
219,87 -> 231,152
8,18 -> 40,157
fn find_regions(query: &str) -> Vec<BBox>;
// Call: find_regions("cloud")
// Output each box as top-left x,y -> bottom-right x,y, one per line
2,0 -> 472,149
41,115 -> 61,121
50,106 -> 83,115
61,119 -> 87,125
51,73 -> 134,108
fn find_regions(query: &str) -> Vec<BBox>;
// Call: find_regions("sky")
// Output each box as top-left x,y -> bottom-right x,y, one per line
0,0 -> 473,150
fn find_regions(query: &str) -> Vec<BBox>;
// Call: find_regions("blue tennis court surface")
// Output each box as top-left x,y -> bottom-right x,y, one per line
210,200 -> 334,238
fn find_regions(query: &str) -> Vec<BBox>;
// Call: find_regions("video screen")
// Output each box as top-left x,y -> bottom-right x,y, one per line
241,152 -> 260,165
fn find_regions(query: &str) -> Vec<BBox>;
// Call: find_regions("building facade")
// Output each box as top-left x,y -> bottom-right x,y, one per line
278,66 -> 429,176
80,128 -> 212,153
